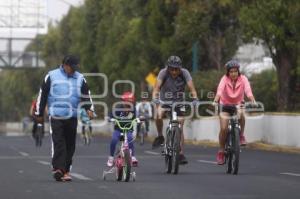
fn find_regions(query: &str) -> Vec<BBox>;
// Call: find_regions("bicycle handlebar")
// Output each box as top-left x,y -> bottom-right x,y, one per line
109,118 -> 139,131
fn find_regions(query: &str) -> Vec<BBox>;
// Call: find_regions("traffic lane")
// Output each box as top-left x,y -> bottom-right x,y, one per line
1,135 -> 300,199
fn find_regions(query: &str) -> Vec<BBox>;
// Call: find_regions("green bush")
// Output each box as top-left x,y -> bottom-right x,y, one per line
249,69 -> 278,111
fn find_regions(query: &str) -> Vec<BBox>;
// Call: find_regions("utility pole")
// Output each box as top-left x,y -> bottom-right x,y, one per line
192,41 -> 199,73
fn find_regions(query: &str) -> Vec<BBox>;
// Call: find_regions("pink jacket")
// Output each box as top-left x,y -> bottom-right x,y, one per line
216,75 -> 254,105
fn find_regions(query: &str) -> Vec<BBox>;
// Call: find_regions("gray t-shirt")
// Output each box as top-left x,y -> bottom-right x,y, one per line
157,67 -> 192,101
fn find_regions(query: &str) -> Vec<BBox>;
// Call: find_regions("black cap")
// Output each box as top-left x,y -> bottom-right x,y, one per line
62,55 -> 80,70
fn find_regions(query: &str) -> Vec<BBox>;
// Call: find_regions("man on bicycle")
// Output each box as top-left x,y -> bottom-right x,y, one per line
213,60 -> 256,165
136,99 -> 152,137
152,55 -> 198,164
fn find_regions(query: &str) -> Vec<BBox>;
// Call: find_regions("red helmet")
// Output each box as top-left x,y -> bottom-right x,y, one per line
121,92 -> 135,103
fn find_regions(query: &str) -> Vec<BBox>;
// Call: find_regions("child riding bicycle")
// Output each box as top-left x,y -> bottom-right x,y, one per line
79,108 -> 93,139
136,98 -> 152,137
213,60 -> 256,165
106,91 -> 138,167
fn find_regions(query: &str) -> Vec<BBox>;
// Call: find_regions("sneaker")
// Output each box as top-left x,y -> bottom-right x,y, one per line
240,134 -> 247,146
61,172 -> 72,182
131,156 -> 138,167
106,156 -> 114,167
179,154 -> 188,165
53,169 -> 64,182
216,150 -> 225,165
152,136 -> 165,149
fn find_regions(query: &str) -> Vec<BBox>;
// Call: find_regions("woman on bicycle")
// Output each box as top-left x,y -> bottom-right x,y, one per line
213,60 -> 256,165
106,91 -> 138,167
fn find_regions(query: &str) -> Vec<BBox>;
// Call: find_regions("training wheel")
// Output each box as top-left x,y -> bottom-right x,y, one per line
132,172 -> 136,181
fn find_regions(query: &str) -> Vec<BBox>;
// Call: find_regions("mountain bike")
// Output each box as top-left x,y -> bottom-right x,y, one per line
161,102 -> 186,175
222,105 -> 241,175
102,118 -> 139,182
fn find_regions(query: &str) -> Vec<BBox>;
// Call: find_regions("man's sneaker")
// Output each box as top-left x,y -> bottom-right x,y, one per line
106,156 -> 114,167
240,134 -> 247,146
152,136 -> 165,149
216,150 -> 225,165
132,156 -> 138,167
61,172 -> 72,182
53,169 -> 64,182
179,154 -> 188,165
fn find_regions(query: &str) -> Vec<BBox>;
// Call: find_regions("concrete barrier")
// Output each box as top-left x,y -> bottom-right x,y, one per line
97,114 -> 300,148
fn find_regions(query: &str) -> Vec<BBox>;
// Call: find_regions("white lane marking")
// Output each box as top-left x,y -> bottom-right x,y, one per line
144,150 -> 160,155
19,152 -> 29,157
37,161 -> 51,165
70,173 -> 93,181
36,161 -> 92,180
197,159 -> 217,165
280,172 -> 300,177
5,132 -> 26,136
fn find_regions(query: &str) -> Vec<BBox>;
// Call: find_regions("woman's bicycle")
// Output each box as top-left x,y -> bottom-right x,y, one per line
102,118 -> 139,182
222,105 -> 242,175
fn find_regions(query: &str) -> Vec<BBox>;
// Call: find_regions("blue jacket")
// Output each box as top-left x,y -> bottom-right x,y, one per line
35,66 -> 94,119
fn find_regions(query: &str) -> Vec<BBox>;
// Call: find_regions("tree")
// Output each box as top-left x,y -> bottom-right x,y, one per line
239,0 -> 300,111
174,0 -> 241,70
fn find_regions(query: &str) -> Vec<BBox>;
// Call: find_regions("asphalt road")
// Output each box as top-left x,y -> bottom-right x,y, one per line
0,133 -> 299,199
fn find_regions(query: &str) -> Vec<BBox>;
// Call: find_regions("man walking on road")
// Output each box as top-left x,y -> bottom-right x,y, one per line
35,55 -> 94,182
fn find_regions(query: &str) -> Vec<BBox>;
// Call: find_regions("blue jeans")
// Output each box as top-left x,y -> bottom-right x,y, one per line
110,129 -> 135,156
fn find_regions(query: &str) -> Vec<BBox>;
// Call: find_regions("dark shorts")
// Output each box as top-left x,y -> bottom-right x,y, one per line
161,104 -> 186,117
219,104 -> 238,115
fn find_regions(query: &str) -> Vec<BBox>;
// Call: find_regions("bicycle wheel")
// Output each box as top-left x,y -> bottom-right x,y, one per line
232,127 -> 240,175
35,125 -> 43,147
114,156 -> 123,181
38,135 -> 42,147
165,128 -> 172,174
172,127 -> 181,174
86,131 -> 91,145
139,123 -> 145,145
116,166 -> 123,181
35,135 -> 41,147
226,134 -> 232,174
123,149 -> 132,182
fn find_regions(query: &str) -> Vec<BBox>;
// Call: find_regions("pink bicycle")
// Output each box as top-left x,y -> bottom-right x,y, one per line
102,118 -> 139,182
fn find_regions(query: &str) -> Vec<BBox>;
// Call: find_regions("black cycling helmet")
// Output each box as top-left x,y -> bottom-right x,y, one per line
166,55 -> 182,69
62,55 -> 80,70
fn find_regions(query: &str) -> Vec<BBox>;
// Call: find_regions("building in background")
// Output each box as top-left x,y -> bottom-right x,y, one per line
0,0 -> 82,69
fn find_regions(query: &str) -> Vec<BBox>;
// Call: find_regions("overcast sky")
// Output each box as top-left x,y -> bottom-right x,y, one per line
48,0 -> 83,22
0,0 -> 83,52
0,0 -> 83,38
